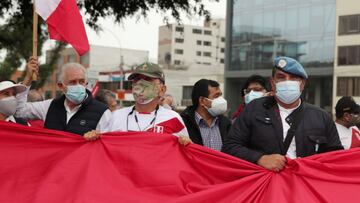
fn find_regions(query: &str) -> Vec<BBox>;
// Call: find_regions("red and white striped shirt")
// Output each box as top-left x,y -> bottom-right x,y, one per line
336,123 -> 360,149
107,106 -> 189,137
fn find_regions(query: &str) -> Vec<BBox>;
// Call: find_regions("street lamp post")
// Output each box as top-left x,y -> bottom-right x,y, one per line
103,27 -> 125,106
119,55 -> 124,106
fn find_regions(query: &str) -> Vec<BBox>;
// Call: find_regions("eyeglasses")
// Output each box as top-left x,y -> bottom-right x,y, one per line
243,87 -> 265,95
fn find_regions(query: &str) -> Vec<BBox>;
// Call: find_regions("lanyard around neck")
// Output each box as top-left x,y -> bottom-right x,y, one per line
127,105 -> 159,131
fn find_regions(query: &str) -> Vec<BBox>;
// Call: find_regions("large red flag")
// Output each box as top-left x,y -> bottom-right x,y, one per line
35,0 -> 90,55
1,121 -> 360,202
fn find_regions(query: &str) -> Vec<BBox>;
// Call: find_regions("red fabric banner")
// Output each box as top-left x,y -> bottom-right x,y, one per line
1,121 -> 360,203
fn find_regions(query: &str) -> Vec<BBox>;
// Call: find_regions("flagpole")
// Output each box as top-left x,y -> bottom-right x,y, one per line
32,2 -> 38,81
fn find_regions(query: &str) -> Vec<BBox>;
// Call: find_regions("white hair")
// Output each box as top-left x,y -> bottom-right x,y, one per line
164,94 -> 177,107
57,63 -> 87,82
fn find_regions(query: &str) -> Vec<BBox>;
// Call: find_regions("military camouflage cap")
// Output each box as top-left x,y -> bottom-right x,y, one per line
128,62 -> 165,83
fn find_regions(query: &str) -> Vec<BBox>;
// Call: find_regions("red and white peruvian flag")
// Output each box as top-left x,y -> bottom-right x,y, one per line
91,80 -> 100,97
35,0 -> 90,55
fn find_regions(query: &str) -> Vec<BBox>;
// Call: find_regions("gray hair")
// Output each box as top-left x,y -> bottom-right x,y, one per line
164,94 -> 177,108
58,63 -> 87,82
95,89 -> 116,104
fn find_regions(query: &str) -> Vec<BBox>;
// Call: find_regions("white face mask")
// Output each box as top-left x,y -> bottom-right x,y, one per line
244,90 -> 264,104
275,80 -> 301,104
65,84 -> 87,105
205,96 -> 228,117
0,96 -> 17,117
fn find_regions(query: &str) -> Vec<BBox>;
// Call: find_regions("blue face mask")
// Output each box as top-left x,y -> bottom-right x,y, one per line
65,84 -> 86,104
275,80 -> 301,104
244,91 -> 264,104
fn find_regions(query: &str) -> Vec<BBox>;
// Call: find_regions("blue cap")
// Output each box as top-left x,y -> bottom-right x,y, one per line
273,56 -> 308,79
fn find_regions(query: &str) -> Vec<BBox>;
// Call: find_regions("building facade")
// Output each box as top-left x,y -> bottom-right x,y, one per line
157,19 -> 226,109
225,0 -> 336,113
158,19 -> 226,70
333,0 -> 360,109
163,64 -> 225,110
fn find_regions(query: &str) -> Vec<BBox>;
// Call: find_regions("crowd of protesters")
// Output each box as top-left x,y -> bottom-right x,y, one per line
1,55 -> 359,172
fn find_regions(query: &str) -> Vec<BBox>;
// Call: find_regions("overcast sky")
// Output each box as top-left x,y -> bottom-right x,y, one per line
84,1 -> 227,62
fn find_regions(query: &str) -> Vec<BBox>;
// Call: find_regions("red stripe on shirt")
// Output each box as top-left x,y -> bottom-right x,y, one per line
147,118 -> 185,134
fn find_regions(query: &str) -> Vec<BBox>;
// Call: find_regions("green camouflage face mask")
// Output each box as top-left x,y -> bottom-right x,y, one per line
132,79 -> 159,104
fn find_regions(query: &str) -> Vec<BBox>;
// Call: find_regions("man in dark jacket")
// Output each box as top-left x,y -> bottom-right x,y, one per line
15,57 -> 112,139
181,79 -> 231,151
222,56 -> 343,172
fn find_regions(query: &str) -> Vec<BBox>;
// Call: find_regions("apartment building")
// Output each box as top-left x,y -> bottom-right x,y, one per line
333,0 -> 360,109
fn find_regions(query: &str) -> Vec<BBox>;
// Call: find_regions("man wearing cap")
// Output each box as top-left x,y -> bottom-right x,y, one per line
0,80 -> 29,125
95,62 -> 191,145
335,96 -> 360,149
15,57 -> 112,139
223,56 -> 343,172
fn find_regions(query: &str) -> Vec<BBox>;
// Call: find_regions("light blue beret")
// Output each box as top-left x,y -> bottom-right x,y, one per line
273,56 -> 308,79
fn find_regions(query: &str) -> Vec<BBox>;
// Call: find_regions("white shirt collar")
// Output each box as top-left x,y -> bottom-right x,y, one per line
64,99 -> 82,113
278,100 -> 301,113
63,93 -> 88,113
5,115 -> 16,122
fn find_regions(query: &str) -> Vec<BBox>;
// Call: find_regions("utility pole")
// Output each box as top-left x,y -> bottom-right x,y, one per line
120,55 -> 124,91
119,54 -> 125,107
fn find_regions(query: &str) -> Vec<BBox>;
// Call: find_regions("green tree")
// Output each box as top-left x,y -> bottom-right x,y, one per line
0,0 -> 218,86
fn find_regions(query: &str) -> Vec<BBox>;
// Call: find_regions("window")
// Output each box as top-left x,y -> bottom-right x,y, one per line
183,86 -> 193,100
182,86 -> 193,106
348,15 -> 359,32
221,37 -> 225,42
220,59 -> 225,64
338,46 -> 360,65
204,30 -> 212,35
220,48 -> 225,53
175,38 -> 184,43
174,60 -> 181,65
203,52 -> 212,57
175,26 -> 184,32
203,41 -> 212,46
196,40 -> 202,45
175,49 -> 184,55
192,29 -> 202,34
196,51 -> 201,56
339,15 -> 360,35
337,77 -> 360,96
